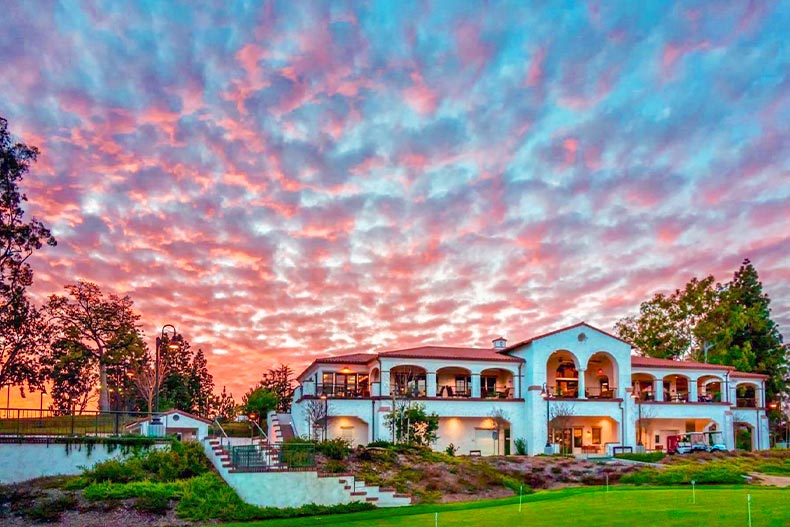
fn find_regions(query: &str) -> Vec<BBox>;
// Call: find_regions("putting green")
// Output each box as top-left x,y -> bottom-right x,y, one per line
223,486 -> 790,527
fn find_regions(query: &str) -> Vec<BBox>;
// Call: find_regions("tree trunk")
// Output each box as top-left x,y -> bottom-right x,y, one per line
98,363 -> 110,412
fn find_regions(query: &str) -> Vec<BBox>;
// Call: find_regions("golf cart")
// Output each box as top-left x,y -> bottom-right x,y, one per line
667,431 -> 727,454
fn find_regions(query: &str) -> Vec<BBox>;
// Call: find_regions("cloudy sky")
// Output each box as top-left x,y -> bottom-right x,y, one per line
2,1 -> 789,400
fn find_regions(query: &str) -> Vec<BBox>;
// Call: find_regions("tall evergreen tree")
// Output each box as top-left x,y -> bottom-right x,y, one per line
0,116 -> 56,395
701,259 -> 787,400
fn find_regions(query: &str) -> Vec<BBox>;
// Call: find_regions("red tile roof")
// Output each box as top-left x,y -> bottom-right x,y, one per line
730,371 -> 769,379
631,356 -> 731,371
501,321 -> 631,352
379,346 -> 523,363
312,353 -> 378,365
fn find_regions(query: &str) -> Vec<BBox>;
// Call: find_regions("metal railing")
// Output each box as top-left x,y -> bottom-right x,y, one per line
0,408 -> 150,438
228,442 -> 316,472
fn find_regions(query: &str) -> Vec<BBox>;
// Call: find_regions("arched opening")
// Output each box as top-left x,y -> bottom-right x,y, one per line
547,350 -> 579,398
585,352 -> 619,398
390,365 -> 427,397
697,375 -> 724,403
435,367 -> 472,398
549,415 -> 619,455
370,368 -> 381,397
662,374 -> 690,402
736,383 -> 758,407
632,373 -> 657,401
735,422 -> 754,450
480,368 -> 515,399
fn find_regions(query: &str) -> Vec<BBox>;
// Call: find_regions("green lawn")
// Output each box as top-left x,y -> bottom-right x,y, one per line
220,486 -> 790,527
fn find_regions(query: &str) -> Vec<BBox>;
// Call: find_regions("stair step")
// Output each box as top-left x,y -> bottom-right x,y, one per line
350,491 -> 367,496
379,487 -> 396,492
365,497 -> 379,502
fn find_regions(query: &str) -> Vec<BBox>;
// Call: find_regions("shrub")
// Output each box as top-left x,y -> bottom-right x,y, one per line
445,443 -> 459,456
514,438 -> 528,455
615,452 -> 666,463
366,440 -> 394,448
316,438 -> 351,460
83,481 -> 180,501
78,440 -> 210,486
134,493 -> 172,515
25,494 -> 77,523
323,459 -> 348,473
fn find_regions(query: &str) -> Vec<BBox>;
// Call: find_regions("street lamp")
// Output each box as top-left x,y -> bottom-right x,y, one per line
540,383 -> 552,453
320,394 -> 328,441
154,324 -> 180,415
631,392 -> 643,447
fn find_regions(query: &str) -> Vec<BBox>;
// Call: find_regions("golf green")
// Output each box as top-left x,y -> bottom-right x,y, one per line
223,486 -> 790,527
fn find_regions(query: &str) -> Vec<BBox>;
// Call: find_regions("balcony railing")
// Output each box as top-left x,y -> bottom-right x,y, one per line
317,383 -> 369,398
584,387 -> 617,399
736,398 -> 758,408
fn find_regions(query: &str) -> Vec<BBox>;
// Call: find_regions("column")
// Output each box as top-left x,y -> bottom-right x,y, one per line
471,373 -> 481,398
577,369 -> 586,399
381,370 -> 391,396
426,372 -> 437,397
689,378 -> 698,403
654,379 -> 664,401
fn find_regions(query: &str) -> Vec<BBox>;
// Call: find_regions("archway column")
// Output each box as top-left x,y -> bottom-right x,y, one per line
471,373 -> 481,398
689,377 -> 698,403
381,370 -> 390,397
577,368 -> 586,399
426,372 -> 436,397
654,379 -> 664,401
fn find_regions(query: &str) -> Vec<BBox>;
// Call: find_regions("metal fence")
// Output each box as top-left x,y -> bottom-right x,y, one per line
228,442 -> 316,471
0,408 -> 151,438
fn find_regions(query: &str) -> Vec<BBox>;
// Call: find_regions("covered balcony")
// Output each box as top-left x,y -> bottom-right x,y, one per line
318,369 -> 371,398
480,368 -> 515,399
632,373 -> 657,401
546,351 -> 580,398
663,374 -> 690,402
736,383 -> 759,408
435,366 -> 472,398
697,375 -> 724,403
584,352 -> 618,399
390,365 -> 428,398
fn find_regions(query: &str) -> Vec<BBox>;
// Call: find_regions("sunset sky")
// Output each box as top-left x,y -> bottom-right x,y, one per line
2,1 -> 789,404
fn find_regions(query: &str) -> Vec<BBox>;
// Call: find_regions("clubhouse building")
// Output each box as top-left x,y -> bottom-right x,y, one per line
290,322 -> 770,455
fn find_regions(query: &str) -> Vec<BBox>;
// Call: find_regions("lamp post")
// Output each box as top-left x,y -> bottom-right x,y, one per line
631,392 -> 643,449
320,394 -> 328,441
154,324 -> 180,415
540,383 -> 552,453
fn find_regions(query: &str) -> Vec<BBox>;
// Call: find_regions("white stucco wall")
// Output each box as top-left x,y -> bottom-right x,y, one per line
0,442 -> 163,484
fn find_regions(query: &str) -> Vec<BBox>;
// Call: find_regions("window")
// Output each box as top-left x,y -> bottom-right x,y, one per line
341,426 -> 354,444
573,428 -> 583,448
455,375 -> 471,396
482,376 -> 497,396
591,427 -> 602,445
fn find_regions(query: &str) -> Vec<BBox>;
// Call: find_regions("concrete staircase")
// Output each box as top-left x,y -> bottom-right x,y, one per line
269,413 -> 295,443
320,473 -> 412,507
203,436 -> 410,508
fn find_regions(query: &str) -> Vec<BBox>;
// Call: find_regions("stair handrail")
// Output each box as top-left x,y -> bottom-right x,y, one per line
250,418 -> 270,447
212,417 -> 230,449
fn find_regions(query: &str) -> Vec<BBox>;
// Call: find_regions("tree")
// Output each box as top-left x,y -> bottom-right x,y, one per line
188,348 -> 215,418
615,276 -> 717,360
385,402 -> 439,446
257,364 -> 295,413
157,334 -> 215,416
214,386 -> 237,422
41,337 -> 97,414
303,399 -> 328,440
242,387 -> 278,427
617,260 -> 787,402
46,281 -> 141,412
701,260 -> 787,400
0,116 -> 56,394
